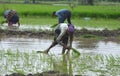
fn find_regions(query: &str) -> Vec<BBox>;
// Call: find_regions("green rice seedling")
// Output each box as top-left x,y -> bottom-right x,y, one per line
0,4 -> 120,30
0,4 -> 120,18
71,47 -> 80,56
1,49 -> 120,75
13,67 -> 25,74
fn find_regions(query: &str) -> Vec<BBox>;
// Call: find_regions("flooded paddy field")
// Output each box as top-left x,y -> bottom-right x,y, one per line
0,25 -> 120,76
0,37 -> 120,56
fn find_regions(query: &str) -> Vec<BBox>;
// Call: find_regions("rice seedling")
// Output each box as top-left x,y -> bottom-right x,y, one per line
0,49 -> 120,76
0,4 -> 120,18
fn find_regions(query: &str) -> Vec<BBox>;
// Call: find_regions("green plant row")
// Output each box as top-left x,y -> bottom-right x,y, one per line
0,4 -> 120,18
0,49 -> 120,75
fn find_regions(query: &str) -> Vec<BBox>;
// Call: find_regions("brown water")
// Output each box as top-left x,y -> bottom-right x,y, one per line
0,37 -> 120,56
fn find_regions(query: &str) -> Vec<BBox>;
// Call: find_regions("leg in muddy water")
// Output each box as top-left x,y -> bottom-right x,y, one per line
62,47 -> 70,54
62,48 -> 66,54
37,41 -> 58,54
66,49 -> 70,54
62,34 -> 68,54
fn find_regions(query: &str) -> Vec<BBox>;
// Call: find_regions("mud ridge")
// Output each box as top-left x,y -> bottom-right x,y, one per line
5,71 -> 77,76
0,28 -> 120,38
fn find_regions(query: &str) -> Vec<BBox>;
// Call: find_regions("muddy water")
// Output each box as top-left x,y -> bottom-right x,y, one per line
0,37 -> 120,56
1,23 -> 104,31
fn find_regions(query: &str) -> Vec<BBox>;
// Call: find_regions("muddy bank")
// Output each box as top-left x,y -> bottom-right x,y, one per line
0,28 -> 120,38
5,71 -> 74,76
77,28 -> 120,37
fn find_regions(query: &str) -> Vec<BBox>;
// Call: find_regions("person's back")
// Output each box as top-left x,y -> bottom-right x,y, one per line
3,10 -> 20,26
53,9 -> 71,24
55,9 -> 70,17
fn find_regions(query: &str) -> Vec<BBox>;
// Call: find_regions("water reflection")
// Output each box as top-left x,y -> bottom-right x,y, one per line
52,54 -> 73,75
0,37 -> 120,55
77,38 -> 99,50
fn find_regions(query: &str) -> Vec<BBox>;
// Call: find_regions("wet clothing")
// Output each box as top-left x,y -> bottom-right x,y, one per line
43,23 -> 74,54
55,9 -> 71,24
54,23 -> 68,45
4,10 -> 19,25
67,24 -> 75,33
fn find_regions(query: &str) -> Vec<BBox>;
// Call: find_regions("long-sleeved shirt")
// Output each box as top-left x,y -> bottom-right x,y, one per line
55,9 -> 71,23
55,23 -> 68,42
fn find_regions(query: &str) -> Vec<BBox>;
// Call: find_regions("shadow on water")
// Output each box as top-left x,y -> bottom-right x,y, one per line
77,38 -> 99,50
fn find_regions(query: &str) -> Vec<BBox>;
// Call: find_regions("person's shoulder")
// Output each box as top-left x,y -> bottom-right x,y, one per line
59,23 -> 68,29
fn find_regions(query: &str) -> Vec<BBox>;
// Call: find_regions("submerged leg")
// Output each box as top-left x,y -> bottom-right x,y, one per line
62,48 -> 66,54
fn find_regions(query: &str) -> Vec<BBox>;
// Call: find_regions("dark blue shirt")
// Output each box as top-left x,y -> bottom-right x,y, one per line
55,9 -> 71,23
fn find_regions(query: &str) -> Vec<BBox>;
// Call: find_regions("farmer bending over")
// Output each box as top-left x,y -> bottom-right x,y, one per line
2,10 -> 20,27
43,23 -> 75,54
52,9 -> 72,24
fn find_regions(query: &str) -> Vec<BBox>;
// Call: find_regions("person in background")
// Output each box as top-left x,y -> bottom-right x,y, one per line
43,23 -> 75,54
52,9 -> 72,24
2,9 -> 20,27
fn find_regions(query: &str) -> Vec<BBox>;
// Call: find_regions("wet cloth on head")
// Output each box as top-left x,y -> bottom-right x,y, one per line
67,24 -> 75,33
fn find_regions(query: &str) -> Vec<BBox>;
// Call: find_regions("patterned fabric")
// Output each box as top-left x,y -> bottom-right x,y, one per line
4,10 -> 19,24
7,10 -> 16,20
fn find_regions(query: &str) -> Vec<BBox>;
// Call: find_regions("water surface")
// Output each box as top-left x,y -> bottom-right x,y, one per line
0,37 -> 120,56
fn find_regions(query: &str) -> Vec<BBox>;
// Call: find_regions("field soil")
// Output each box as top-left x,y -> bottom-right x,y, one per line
5,71 -> 73,76
0,28 -> 120,38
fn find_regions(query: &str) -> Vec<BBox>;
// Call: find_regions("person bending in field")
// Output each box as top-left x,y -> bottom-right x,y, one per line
43,23 -> 75,54
2,10 -> 20,27
52,9 -> 72,24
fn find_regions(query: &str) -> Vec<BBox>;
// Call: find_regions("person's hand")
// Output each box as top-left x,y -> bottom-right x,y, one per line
1,21 -> 5,25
